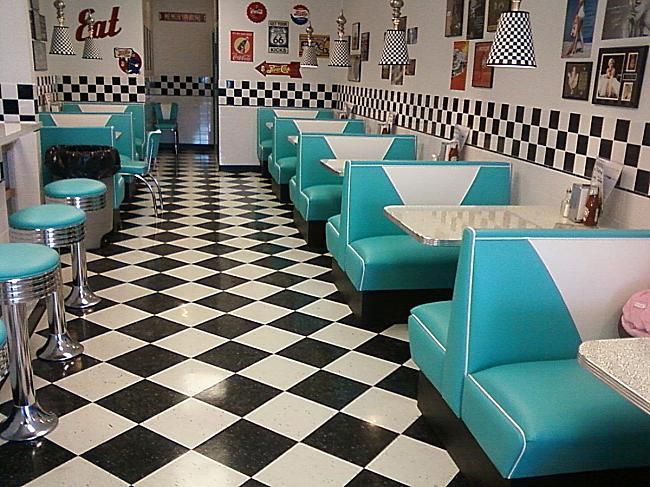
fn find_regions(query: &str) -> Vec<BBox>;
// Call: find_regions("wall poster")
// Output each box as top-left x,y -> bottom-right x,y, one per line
391,65 -> 404,86
351,22 -> 361,50
445,0 -> 464,37
450,41 -> 469,90
593,46 -> 648,108
299,34 -> 330,57
562,0 -> 599,58
472,42 -> 494,88
381,65 -> 391,80
231,31 -> 254,62
602,0 -> 650,39
562,62 -> 593,100
348,54 -> 362,82
268,20 -> 289,54
360,32 -> 370,61
467,0 -> 485,39
406,59 -> 417,76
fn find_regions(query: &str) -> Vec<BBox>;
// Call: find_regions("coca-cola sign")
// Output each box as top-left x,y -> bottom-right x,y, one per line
75,7 -> 122,42
247,2 -> 267,23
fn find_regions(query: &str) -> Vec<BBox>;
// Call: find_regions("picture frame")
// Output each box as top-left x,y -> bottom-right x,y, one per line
602,0 -> 650,40
268,20 -> 289,54
381,65 -> 391,80
390,64 -> 404,86
472,42 -> 494,88
592,46 -> 648,108
407,27 -> 418,44
360,32 -> 370,62
397,16 -> 407,31
450,41 -> 469,90
32,40 -> 48,71
348,54 -> 362,82
467,0 -> 486,39
487,0 -> 509,32
445,0 -> 465,37
406,59 -> 417,76
299,34 -> 330,57
561,0 -> 599,59
562,62 -> 593,101
351,22 -> 360,50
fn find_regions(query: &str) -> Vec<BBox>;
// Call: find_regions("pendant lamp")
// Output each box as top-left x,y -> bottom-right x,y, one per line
378,0 -> 409,66
301,23 -> 319,69
82,12 -> 102,60
486,0 -> 536,68
329,11 -> 351,68
49,0 -> 75,56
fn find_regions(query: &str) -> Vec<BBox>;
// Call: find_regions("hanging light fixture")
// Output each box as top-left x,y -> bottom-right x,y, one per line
301,23 -> 319,69
82,11 -> 102,60
329,11 -> 351,68
378,0 -> 409,66
49,0 -> 75,56
486,0 -> 536,68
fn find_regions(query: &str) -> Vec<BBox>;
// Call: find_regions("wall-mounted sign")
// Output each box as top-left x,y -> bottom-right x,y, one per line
231,31 -> 254,62
268,20 -> 289,54
298,34 -> 330,57
117,49 -> 142,74
255,61 -> 302,78
247,2 -> 267,23
291,5 -> 310,25
75,7 -> 122,41
159,12 -> 206,22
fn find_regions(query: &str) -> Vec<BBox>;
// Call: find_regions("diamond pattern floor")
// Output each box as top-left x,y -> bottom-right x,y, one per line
0,150 -> 468,487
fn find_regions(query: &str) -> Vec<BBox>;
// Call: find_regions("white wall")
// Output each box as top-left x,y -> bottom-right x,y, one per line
341,0 -> 650,229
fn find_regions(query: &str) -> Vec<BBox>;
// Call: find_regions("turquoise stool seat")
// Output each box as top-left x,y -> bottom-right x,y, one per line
0,243 -> 59,280
462,359 -> 650,478
10,205 -> 86,230
346,235 -> 460,291
296,184 -> 343,221
408,301 -> 452,388
325,214 -> 342,266
44,179 -> 107,198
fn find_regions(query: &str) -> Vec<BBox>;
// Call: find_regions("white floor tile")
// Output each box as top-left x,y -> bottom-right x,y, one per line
324,351 -> 399,385
288,279 -> 338,298
310,323 -> 376,349
155,328 -> 227,357
103,265 -> 158,282
111,250 -> 159,265
159,303 -> 224,326
223,264 -> 275,280
81,331 -> 147,361
149,359 -> 232,396
162,282 -> 219,302
381,323 -> 410,342
25,457 -> 129,487
168,250 -> 213,264
164,264 -> 215,281
283,263 -> 329,278
299,300 -> 351,322
231,302 -> 292,325
84,304 -> 152,329
228,281 -> 283,300
343,388 -> 420,433
95,283 -> 154,303
239,355 -> 318,390
56,363 -> 140,401
234,326 -> 303,353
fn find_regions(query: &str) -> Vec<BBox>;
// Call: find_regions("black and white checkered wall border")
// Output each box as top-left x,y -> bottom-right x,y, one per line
37,75 -> 59,108
0,83 -> 37,122
148,75 -> 214,97
58,75 -> 146,103
218,80 -> 336,108
336,84 -> 650,198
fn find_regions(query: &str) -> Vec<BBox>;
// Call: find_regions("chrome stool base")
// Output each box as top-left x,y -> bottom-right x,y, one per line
37,332 -> 84,362
0,403 -> 58,442
65,285 -> 101,309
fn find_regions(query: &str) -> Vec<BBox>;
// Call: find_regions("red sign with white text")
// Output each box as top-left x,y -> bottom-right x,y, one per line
231,31 -> 254,62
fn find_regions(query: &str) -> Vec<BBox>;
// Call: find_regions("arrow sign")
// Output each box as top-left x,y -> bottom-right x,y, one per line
255,61 -> 302,79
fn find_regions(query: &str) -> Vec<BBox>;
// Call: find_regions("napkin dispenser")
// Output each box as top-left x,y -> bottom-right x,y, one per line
568,183 -> 591,222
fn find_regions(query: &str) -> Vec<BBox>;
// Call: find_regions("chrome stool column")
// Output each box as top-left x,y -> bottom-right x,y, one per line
0,243 -> 63,441
0,322 -> 8,382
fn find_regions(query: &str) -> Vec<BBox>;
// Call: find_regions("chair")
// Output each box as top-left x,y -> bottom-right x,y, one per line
119,130 -> 164,216
153,102 -> 179,155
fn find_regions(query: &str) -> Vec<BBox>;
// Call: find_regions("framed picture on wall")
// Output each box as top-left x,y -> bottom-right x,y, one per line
405,59 -> 417,76
592,46 -> 648,108
445,0 -> 465,37
351,22 -> 361,50
348,54 -> 362,82
487,0 -> 509,32
562,62 -> 593,100
360,32 -> 370,61
467,0 -> 486,39
602,0 -> 650,40
472,42 -> 494,88
381,65 -> 391,80
32,40 -> 48,71
562,0 -> 599,58
450,41 -> 469,90
391,65 -> 404,86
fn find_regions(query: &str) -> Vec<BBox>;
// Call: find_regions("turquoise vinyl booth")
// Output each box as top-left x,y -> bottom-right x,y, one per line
269,119 -> 365,202
411,228 -> 650,485
328,160 -> 511,327
60,103 -> 146,159
256,108 -> 334,170
291,135 -> 417,248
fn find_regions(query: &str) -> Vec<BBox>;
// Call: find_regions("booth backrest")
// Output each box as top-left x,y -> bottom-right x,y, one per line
40,113 -> 134,159
441,228 -> 650,415
296,135 -> 417,193
273,119 -> 365,161
257,108 -> 334,148
342,160 -> 511,247
61,103 -> 146,157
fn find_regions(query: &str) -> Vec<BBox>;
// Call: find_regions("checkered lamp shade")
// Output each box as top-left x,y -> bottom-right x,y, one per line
49,25 -> 76,56
378,29 -> 409,66
82,37 -> 102,60
329,39 -> 351,68
486,11 -> 536,68
301,45 -> 319,69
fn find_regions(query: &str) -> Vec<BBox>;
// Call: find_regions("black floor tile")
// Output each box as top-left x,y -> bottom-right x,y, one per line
118,316 -> 186,342
403,416 -> 444,448
196,314 -> 259,339
61,318 -> 110,342
126,293 -> 187,314
196,342 -> 270,372
0,439 -> 74,486
98,380 -> 187,423
278,338 -> 347,368
257,272 -> 305,288
263,290 -> 318,309
347,470 -> 408,486
289,370 -> 369,410
133,274 -> 187,291
197,293 -> 254,313
197,273 -> 247,290
109,345 -> 186,377
196,256 -> 243,272
87,274 -> 123,291
267,312 -> 331,335
195,375 -> 281,416
376,366 -> 419,399
356,336 -> 412,365
32,354 -> 100,383
138,257 -> 187,272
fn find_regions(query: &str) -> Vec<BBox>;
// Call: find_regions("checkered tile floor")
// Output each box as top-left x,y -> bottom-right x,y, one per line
0,150 -> 467,486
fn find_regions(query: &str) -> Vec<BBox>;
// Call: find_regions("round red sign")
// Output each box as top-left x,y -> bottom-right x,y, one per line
247,2 -> 267,23
291,4 -> 310,25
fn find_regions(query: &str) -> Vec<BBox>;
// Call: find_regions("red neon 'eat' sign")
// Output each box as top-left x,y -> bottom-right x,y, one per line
75,7 -> 122,41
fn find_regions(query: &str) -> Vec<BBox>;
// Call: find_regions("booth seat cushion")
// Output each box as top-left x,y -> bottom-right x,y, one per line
289,177 -> 298,204
408,301 -> 453,388
346,235 -> 459,291
270,156 -> 298,185
114,174 -> 125,209
461,359 -> 650,479
0,243 -> 60,280
325,214 -> 343,266
298,185 -> 343,222
259,139 -> 272,162
10,204 -> 86,230
0,319 -> 6,346
156,121 -> 177,130
44,178 -> 107,198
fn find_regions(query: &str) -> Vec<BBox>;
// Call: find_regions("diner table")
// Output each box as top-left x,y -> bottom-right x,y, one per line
383,205 -> 586,246
578,338 -> 650,415
320,159 -> 347,176
288,135 -> 298,145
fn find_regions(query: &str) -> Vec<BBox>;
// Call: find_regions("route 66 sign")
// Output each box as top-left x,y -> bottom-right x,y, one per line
268,20 -> 289,54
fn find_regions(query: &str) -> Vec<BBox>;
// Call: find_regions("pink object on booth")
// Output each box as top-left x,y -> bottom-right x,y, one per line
621,289 -> 650,337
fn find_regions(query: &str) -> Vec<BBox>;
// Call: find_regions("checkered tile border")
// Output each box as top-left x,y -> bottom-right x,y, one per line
148,75 -> 214,97
37,75 -> 59,108
0,82 -> 37,122
336,84 -> 650,198
58,75 -> 146,103
218,80 -> 336,108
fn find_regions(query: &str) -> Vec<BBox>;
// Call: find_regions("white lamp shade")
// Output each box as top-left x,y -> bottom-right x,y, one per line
49,25 -> 76,56
82,37 -> 102,60
329,39 -> 351,67
301,45 -> 319,69
379,29 -> 409,66
486,11 -> 536,68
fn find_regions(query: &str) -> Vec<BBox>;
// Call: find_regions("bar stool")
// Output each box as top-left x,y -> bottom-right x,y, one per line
44,178 -> 108,250
0,320 -> 7,382
0,243 -> 66,441
10,204 -> 100,312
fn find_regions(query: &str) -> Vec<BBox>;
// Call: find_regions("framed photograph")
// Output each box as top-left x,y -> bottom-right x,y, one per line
487,0 -> 510,32
451,41 -> 469,90
268,20 -> 289,54
391,64 -> 404,86
38,13 -> 48,41
348,54 -> 362,82
351,22 -> 360,50
397,16 -> 408,30
360,32 -> 370,62
231,31 -> 254,62
445,0 -> 465,37
407,27 -> 419,44
603,0 -> 650,40
30,0 -> 40,10
472,42 -> 494,88
562,62 -> 593,100
32,40 -> 48,71
406,59 -> 417,76
381,65 -> 391,80
593,46 -> 648,108
467,0 -> 486,39
562,0 -> 599,58
299,34 -> 330,57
